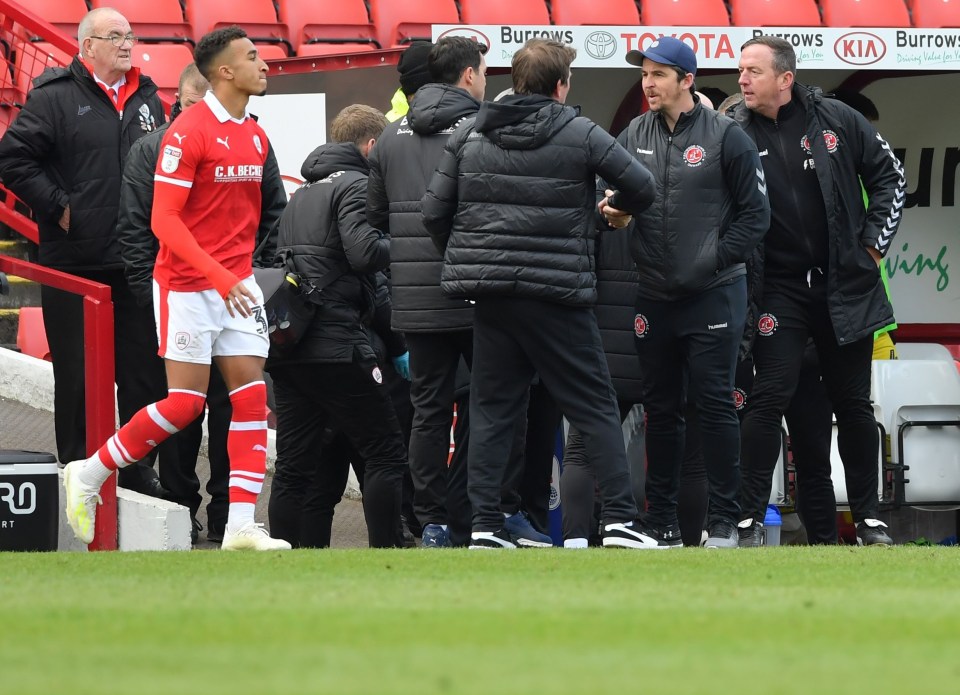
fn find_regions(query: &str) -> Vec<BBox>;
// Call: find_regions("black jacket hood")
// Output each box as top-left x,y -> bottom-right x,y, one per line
408,83 -> 480,136
301,142 -> 369,182
474,94 -> 578,150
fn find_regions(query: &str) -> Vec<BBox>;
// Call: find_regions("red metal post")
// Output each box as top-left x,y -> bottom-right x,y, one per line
83,293 -> 117,551
0,255 -> 117,549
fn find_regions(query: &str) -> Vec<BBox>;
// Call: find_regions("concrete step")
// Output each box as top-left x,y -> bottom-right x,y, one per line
0,238 -> 31,261
0,275 -> 40,309
0,308 -> 19,345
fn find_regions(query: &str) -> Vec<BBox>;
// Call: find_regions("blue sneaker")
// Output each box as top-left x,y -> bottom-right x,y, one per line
420,524 -> 450,548
503,511 -> 553,547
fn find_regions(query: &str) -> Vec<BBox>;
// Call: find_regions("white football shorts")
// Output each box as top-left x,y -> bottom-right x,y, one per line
153,275 -> 270,363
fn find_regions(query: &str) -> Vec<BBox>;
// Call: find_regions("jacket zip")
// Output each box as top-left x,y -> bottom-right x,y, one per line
773,118 -> 817,275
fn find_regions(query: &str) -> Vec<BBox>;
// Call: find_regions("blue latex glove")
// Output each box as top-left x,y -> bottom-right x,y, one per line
391,352 -> 410,381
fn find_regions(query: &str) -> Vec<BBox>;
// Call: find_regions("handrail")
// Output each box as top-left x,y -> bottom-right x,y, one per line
0,254 -> 116,550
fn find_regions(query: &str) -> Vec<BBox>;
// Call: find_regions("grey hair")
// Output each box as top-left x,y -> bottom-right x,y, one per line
77,7 -> 121,45
741,35 -> 797,75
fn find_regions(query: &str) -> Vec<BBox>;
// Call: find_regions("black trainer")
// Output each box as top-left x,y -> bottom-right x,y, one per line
737,519 -> 764,548
704,520 -> 739,549
856,519 -> 894,546
601,520 -> 671,549
469,528 -> 518,550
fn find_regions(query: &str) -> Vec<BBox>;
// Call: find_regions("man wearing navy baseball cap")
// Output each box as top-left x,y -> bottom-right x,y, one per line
599,35 -> 770,548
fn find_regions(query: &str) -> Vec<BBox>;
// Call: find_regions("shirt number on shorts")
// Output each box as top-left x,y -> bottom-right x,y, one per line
252,305 -> 268,335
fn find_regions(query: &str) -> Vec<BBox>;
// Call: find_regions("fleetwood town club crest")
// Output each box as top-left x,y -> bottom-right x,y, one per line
634,313 -> 650,338
757,313 -> 779,337
733,388 -> 747,410
683,145 -> 705,167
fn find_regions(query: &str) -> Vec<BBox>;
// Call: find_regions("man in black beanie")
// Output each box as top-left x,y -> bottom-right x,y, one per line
386,40 -> 434,122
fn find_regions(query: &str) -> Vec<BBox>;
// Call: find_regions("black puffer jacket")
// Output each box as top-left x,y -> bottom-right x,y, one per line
366,83 -> 480,332
0,57 -> 164,270
619,100 -> 770,301
730,83 -> 905,344
117,119 -> 287,307
422,93 -> 655,307
271,142 -> 389,365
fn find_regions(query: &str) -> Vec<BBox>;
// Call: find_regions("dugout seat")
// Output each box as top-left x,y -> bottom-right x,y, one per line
819,0 -> 912,27
368,0 -> 460,48
131,43 -> 193,105
18,0 -> 87,38
89,0 -> 193,45
910,0 -> 960,27
278,0 -> 380,55
641,0 -> 731,25
16,307 -> 51,361
185,0 -> 291,55
459,0 -> 551,24
870,357 -> 960,508
550,0 -> 641,24
730,0 -> 823,26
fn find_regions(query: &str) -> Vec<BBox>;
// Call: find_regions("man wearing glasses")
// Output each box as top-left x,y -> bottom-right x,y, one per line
0,8 -> 168,497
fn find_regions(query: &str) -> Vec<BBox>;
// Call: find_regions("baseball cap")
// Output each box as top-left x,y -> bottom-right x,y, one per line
397,41 -> 435,96
625,36 -> 697,75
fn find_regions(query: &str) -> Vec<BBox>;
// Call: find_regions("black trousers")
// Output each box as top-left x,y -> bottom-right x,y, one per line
271,363 -> 414,548
469,298 -> 637,532
783,343 -> 841,544
405,330 -> 473,528
740,277 -> 878,524
634,277 -> 746,529
40,269 -> 173,488
562,400 -> 710,546
501,380 -> 560,533
161,365 -> 231,533
268,358 -> 407,548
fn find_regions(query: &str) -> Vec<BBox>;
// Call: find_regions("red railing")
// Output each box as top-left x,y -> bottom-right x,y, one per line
0,255 -> 117,550
1,1 -> 81,243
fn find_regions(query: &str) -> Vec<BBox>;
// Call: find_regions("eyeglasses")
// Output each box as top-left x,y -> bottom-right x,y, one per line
89,34 -> 138,47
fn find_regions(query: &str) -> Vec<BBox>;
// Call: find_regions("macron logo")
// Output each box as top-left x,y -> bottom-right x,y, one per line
173,132 -> 186,144
77,105 -> 91,116
216,136 -> 230,150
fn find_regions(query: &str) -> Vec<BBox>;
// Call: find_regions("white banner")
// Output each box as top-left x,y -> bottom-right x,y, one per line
248,93 -> 327,199
433,25 -> 960,71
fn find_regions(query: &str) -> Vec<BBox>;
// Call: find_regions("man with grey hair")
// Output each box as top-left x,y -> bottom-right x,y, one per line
0,7 -> 166,496
731,35 -> 905,546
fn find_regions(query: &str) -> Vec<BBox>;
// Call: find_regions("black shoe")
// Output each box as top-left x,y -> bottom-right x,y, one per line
601,520 -> 671,549
118,475 -> 169,500
399,515 -> 416,548
856,519 -> 894,546
469,528 -> 517,549
737,519 -> 765,548
705,520 -> 739,549
191,517 -> 202,545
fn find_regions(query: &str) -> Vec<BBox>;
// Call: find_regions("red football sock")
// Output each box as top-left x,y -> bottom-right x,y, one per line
95,389 -> 206,470
227,380 -> 268,505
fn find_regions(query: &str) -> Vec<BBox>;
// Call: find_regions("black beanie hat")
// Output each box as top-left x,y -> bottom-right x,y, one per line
398,41 -> 434,96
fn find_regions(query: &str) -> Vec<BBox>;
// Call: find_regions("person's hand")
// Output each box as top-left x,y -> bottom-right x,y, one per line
392,351 -> 411,380
58,205 -> 70,232
598,189 -> 632,229
224,281 -> 257,318
864,246 -> 882,266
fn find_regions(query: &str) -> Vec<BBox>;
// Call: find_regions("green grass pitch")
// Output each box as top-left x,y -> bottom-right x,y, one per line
2,547 -> 959,694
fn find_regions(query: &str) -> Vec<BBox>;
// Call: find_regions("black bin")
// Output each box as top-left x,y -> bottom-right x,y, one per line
0,450 -> 59,551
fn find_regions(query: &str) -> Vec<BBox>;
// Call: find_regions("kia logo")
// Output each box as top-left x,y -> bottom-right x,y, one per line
584,31 -> 617,60
437,27 -> 491,51
834,31 -> 886,66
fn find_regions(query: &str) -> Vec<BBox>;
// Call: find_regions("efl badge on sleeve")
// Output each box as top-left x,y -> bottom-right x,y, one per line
160,145 -> 182,174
